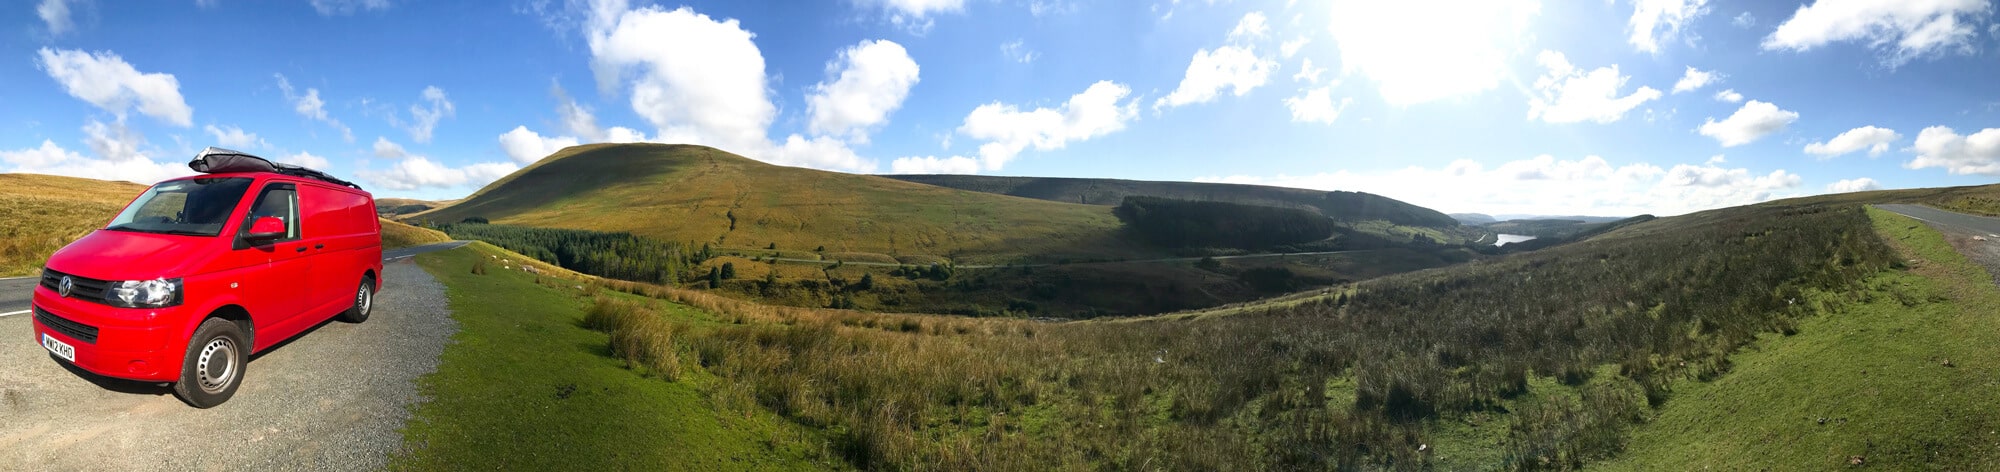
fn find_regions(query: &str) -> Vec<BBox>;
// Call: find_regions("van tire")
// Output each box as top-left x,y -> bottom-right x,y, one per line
173,318 -> 248,409
339,277 -> 373,323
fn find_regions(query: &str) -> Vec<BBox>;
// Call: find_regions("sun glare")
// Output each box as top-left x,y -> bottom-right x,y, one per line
1328,0 -> 1541,106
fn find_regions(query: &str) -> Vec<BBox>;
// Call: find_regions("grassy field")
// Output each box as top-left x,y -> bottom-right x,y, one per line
0,173 -> 145,276
1597,207 -> 2000,470
379,218 -> 449,249
884,174 -> 1460,227
392,242 -> 844,470
399,192 -> 2000,469
376,197 -> 447,217
411,143 -> 1137,264
890,174 -> 1482,245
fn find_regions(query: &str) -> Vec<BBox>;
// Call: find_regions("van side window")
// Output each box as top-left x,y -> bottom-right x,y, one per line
240,183 -> 301,243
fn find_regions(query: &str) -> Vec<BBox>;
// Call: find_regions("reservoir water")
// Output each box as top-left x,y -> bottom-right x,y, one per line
1494,234 -> 1537,246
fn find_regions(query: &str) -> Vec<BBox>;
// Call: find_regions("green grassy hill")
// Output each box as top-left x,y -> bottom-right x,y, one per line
413,144 -> 1135,263
887,173 -> 1462,229
401,181 -> 2000,469
377,197 -> 447,217
380,219 -> 450,248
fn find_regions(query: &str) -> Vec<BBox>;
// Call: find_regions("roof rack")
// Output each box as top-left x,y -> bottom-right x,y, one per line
187,146 -> 362,190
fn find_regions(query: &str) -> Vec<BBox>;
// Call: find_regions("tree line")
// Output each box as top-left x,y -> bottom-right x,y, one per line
1114,196 -> 1336,249
436,221 -> 709,285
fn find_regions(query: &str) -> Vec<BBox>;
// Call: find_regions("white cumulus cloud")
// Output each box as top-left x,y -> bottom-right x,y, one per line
373,136 -> 408,158
897,80 -> 1137,174
1327,0 -> 1540,105
1629,0 -> 1710,53
1230,11 -> 1270,40
310,0 -> 390,16
279,151 -> 331,169
498,126 -> 582,165
1195,154 -> 1800,216
1804,125 -> 1899,158
889,155 -> 981,174
806,39 -> 920,144
1292,57 -> 1326,83
1671,66 -> 1718,93
204,124 -> 267,150
1763,0 -> 1993,66
275,74 -> 354,142
1001,40 -> 1039,63
1,140 -> 86,168
1284,86 -> 1350,124
1156,45 -> 1277,110
584,2 -> 877,172
359,156 -> 519,191
1527,51 -> 1661,124
588,3 -> 774,153
404,86 -> 454,144
1826,177 -> 1882,192
1698,100 -> 1799,147
1906,126 -> 2000,175
1280,36 -> 1310,58
856,0 -> 963,33
1713,88 -> 1743,103
0,130 -> 194,185
38,0 -> 74,36
82,119 -> 148,162
37,48 -> 194,127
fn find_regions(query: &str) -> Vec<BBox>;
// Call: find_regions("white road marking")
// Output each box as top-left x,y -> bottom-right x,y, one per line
0,310 -> 29,318
0,275 -> 36,281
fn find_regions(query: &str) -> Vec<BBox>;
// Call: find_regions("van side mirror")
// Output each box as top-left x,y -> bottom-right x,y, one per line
246,216 -> 286,241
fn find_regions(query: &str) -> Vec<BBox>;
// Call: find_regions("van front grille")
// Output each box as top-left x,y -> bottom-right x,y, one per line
40,268 -> 112,305
33,306 -> 99,344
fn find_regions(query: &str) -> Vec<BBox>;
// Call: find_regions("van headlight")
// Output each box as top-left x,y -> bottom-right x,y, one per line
108,278 -> 183,308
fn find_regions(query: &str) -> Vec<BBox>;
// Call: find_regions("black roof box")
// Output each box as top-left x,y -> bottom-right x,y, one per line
188,146 -> 361,190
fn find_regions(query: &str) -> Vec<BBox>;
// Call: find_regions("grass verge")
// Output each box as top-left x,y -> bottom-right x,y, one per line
389,242 -> 844,470
1598,207 -> 2000,469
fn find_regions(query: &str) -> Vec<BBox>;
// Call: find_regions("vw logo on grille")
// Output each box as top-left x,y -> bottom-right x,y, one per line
58,276 -> 73,298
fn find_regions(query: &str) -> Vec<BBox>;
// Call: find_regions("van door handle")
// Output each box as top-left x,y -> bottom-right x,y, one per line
315,244 -> 325,249
295,247 -> 308,253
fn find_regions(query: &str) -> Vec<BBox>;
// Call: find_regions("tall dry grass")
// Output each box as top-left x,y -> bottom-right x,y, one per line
572,203 -> 1897,470
0,174 -> 146,276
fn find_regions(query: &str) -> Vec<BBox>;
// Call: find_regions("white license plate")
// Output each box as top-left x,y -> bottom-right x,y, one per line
42,333 -> 75,363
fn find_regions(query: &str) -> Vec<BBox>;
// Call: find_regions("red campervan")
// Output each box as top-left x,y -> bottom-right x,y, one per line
30,147 -> 383,408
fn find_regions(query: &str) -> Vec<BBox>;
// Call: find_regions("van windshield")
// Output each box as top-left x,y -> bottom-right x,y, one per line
106,177 -> 255,237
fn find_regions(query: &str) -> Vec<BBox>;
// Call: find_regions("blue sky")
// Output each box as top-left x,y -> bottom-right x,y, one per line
5,0 -> 2000,216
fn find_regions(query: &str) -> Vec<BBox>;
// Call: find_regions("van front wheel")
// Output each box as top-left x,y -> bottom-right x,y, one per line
173,318 -> 247,408
339,277 -> 373,323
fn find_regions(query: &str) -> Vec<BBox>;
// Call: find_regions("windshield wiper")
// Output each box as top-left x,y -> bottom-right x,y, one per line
103,225 -> 213,237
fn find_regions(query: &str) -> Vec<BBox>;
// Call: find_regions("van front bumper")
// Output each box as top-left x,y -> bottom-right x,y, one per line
29,290 -> 190,383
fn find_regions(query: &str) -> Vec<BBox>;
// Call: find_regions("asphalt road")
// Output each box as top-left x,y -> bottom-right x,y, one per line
1876,204 -> 2000,237
0,240 -> 468,471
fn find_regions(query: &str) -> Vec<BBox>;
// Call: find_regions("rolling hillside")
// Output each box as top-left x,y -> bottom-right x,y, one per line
0,173 -> 148,276
412,144 -> 1137,263
405,182 -> 2000,469
377,197 -> 448,217
888,174 -> 1462,228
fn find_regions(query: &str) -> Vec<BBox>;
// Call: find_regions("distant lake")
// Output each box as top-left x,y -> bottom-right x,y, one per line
1494,234 -> 1537,246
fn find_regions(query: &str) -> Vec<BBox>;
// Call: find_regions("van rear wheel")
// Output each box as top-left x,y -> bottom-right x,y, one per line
172,318 -> 247,408
339,276 -> 373,323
